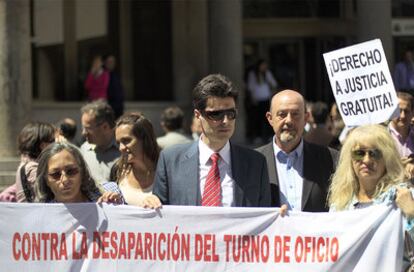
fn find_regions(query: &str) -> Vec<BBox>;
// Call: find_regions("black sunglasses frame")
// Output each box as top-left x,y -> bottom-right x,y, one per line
48,167 -> 80,181
201,108 -> 237,121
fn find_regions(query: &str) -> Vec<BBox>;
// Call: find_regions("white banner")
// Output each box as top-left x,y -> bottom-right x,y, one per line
0,203 -> 403,271
323,39 -> 399,126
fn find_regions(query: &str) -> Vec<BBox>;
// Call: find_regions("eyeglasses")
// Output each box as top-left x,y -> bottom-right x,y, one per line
201,108 -> 237,121
82,122 -> 104,132
351,149 -> 382,161
48,166 -> 80,181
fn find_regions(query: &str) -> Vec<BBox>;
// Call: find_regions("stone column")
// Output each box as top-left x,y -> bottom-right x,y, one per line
119,0 -> 134,100
172,0 -> 209,107
62,0 -> 80,100
63,0 -> 77,100
208,0 -> 245,143
0,0 -> 32,156
356,0 -> 393,66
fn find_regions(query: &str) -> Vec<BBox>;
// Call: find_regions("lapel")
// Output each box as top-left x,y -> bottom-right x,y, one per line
262,142 -> 279,186
230,143 -> 245,206
301,141 -> 314,210
181,142 -> 201,205
262,142 -> 281,207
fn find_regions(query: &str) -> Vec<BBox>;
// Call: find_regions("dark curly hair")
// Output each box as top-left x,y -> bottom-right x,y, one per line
18,122 -> 56,159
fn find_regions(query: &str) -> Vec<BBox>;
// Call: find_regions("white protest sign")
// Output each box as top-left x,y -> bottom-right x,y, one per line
323,39 -> 399,126
0,203 -> 404,272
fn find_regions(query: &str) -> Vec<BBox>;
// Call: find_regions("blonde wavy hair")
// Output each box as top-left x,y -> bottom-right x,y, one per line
328,124 -> 407,210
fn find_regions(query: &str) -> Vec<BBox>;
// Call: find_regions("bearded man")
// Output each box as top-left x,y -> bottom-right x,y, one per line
256,90 -> 338,212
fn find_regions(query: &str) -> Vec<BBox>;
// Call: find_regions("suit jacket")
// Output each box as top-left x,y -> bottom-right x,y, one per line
153,141 -> 271,207
256,140 -> 338,212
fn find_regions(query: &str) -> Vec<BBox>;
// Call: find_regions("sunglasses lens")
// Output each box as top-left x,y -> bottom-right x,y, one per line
227,109 -> 237,120
48,167 -> 79,180
49,172 -> 62,180
352,149 -> 382,161
352,150 -> 365,161
206,111 -> 225,121
66,167 -> 79,177
204,109 -> 237,121
368,150 -> 381,160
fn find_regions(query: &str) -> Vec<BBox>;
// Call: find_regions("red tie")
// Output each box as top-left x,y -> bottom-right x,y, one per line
202,153 -> 222,206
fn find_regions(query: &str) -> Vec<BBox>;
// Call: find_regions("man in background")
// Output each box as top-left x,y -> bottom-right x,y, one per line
257,90 -> 338,212
157,106 -> 192,149
80,101 -> 120,184
104,54 -> 124,119
304,101 -> 335,148
388,92 -> 414,176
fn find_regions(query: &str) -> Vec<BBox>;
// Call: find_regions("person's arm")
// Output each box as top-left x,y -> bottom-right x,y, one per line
97,191 -> 123,204
97,181 -> 124,204
0,185 -> 17,202
151,150 -> 169,206
396,186 -> 414,219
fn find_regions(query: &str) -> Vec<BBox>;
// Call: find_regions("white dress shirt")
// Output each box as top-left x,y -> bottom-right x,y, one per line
273,138 -> 304,211
198,139 -> 234,207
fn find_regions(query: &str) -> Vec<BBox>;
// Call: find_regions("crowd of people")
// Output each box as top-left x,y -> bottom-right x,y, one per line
0,69 -> 413,269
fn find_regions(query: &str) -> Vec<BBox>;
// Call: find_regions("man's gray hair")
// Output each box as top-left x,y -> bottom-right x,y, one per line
81,100 -> 116,128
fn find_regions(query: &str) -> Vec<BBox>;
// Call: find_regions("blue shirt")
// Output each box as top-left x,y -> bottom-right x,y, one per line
273,138 -> 304,211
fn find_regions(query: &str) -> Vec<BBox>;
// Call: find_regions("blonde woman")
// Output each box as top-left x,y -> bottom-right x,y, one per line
328,124 -> 414,269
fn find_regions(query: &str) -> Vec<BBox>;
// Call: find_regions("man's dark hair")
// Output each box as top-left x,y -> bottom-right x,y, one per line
192,74 -> 238,111
81,101 -> 116,128
397,91 -> 414,110
161,106 -> 185,131
311,101 -> 329,125
57,119 -> 77,141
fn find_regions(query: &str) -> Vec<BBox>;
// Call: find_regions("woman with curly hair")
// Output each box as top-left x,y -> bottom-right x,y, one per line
328,124 -> 414,269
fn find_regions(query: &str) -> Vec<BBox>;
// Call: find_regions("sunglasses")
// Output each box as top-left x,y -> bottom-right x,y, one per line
201,108 -> 237,121
351,149 -> 382,161
48,166 -> 80,181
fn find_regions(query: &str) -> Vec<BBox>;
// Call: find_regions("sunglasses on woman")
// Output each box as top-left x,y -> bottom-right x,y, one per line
201,108 -> 237,121
351,149 -> 382,161
48,166 -> 80,181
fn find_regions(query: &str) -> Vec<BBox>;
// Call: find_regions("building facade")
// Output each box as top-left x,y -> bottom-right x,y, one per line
1,0 -> 414,156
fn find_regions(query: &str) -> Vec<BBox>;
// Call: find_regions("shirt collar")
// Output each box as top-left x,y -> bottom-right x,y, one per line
389,122 -> 402,139
389,122 -> 414,139
272,136 -> 304,159
86,137 -> 118,152
198,138 -> 231,165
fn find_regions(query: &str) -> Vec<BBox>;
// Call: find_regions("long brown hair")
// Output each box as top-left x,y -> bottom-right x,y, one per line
115,112 -> 160,181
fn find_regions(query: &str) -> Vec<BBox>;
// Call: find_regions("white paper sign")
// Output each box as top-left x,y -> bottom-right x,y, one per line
0,203 -> 404,272
323,39 -> 399,126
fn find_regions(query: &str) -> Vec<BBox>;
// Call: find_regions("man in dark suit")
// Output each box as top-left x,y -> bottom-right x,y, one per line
256,90 -> 338,212
145,74 -> 271,208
